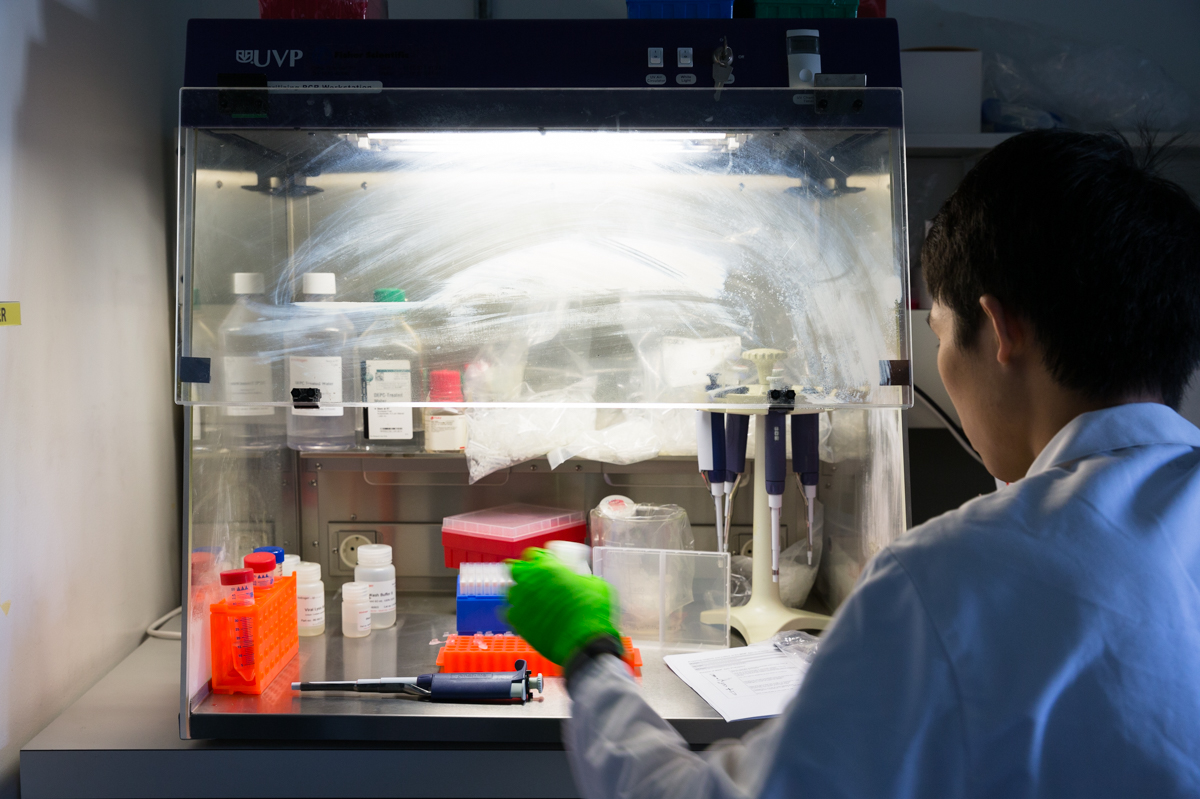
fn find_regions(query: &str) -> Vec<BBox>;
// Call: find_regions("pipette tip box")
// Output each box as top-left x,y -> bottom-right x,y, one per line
442,504 -> 587,568
455,564 -> 514,635
436,633 -> 642,678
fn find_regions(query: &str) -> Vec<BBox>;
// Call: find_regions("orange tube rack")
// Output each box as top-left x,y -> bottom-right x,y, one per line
435,633 -> 642,677
209,574 -> 298,695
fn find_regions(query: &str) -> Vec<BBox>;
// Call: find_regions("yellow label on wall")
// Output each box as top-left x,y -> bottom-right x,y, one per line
0,303 -> 20,326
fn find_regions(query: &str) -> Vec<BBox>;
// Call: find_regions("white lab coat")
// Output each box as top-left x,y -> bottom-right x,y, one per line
565,403 -> 1200,799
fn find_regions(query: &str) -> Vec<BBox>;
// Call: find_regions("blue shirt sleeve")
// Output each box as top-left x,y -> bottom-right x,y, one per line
760,549 -> 969,799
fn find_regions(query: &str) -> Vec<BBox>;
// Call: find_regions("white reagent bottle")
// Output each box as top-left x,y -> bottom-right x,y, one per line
354,544 -> 397,629
296,562 -> 326,637
356,288 -> 425,453
218,272 -> 282,449
286,272 -> 356,451
341,582 -> 372,639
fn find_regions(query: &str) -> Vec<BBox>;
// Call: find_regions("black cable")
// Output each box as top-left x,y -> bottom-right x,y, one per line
912,384 -> 985,466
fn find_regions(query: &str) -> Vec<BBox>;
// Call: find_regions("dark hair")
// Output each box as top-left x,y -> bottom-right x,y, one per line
922,129 -> 1200,409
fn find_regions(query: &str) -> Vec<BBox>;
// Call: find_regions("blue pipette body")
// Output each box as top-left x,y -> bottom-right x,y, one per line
725,413 -> 749,484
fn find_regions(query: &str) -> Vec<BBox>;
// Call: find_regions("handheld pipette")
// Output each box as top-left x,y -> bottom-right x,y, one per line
292,659 -> 543,703
791,413 -> 820,566
764,411 -> 787,582
723,413 -> 750,551
697,411 -> 727,553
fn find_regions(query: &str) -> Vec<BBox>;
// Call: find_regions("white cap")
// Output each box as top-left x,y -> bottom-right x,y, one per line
356,543 -> 392,567
548,540 -> 592,575
281,553 -> 302,576
232,272 -> 265,294
302,272 -> 337,295
596,495 -> 636,519
296,562 -> 321,583
342,582 -> 369,602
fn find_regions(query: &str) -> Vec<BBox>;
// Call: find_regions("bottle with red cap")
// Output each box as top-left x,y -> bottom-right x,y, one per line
423,369 -> 468,453
244,552 -> 276,590
220,568 -> 256,680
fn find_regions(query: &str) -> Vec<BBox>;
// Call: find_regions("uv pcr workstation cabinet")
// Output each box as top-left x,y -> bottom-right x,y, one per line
176,18 -> 912,742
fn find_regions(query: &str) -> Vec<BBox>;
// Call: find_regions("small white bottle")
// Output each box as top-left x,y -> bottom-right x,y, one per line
282,554 -> 302,578
354,544 -> 397,629
341,582 -> 372,639
296,562 -> 326,637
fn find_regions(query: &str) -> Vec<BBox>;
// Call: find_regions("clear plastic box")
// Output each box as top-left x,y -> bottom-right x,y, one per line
593,547 -> 730,649
441,504 -> 587,567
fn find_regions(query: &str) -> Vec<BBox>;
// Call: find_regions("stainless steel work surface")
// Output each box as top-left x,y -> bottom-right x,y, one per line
20,615 -> 580,798
191,595 -> 762,743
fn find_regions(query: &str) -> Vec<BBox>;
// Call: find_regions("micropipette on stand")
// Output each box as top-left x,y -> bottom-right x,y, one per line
292,659 -> 543,704
791,413 -> 820,565
723,413 -> 750,551
697,411 -> 727,554
764,411 -> 787,582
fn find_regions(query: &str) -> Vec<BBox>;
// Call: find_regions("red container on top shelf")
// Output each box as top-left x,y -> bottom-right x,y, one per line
441,504 -> 587,568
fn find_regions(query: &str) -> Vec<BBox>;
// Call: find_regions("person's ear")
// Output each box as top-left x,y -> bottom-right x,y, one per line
979,295 -> 1024,366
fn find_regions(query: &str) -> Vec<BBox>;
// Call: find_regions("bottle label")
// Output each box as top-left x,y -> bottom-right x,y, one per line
289,356 -> 344,417
223,356 -> 274,416
367,578 -> 397,614
426,415 -> 468,451
298,593 -> 325,627
363,360 -> 413,440
356,606 -> 372,634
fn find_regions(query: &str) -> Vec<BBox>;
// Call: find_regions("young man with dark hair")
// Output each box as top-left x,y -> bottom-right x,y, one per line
505,130 -> 1200,799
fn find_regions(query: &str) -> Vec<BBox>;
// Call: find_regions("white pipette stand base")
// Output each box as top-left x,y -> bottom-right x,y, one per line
727,413 -> 831,644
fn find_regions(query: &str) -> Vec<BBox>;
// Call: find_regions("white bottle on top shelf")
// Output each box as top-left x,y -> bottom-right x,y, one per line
285,272 -> 356,451
218,272 -> 283,449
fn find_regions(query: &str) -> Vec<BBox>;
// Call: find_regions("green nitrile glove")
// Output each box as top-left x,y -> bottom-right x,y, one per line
506,548 -> 621,667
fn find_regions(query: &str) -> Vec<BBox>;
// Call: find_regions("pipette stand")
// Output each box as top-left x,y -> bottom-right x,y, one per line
728,413 -> 830,644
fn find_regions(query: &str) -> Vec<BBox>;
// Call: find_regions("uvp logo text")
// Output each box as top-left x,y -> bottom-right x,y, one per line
236,49 -> 304,67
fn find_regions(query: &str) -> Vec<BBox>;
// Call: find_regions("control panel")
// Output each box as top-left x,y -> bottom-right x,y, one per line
185,19 -> 902,91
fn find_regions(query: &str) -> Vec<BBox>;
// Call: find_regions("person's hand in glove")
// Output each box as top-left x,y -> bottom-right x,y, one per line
506,548 -> 623,673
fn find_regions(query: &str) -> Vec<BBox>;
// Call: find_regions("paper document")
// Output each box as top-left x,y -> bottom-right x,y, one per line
663,643 -> 809,722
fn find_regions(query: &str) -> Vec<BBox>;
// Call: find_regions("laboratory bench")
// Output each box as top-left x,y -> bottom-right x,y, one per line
21,600 -> 762,799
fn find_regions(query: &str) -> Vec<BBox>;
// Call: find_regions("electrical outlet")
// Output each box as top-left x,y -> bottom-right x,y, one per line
337,531 -> 376,569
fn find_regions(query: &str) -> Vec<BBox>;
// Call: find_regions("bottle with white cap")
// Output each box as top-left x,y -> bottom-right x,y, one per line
354,544 -> 397,629
295,561 -> 326,637
341,582 -> 372,638
286,272 -> 356,451
217,272 -> 283,449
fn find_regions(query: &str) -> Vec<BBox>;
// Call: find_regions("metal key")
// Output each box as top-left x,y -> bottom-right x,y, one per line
712,37 -> 734,101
